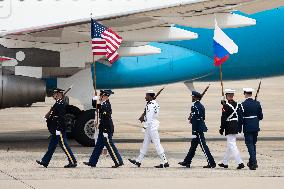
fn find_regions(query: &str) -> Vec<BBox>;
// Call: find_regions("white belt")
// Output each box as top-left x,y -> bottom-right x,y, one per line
244,116 -> 257,119
227,118 -> 238,121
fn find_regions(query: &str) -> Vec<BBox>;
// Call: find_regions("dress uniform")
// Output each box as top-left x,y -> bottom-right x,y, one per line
179,91 -> 216,168
240,88 -> 263,170
218,89 -> 244,169
84,90 -> 123,168
128,90 -> 169,168
36,88 -> 77,168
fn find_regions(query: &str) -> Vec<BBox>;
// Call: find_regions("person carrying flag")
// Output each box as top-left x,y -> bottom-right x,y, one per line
84,90 -> 123,168
218,89 -> 245,169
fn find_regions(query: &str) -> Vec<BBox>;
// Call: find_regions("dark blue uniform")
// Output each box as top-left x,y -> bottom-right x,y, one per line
41,99 -> 77,167
183,100 -> 216,167
88,100 -> 123,167
240,98 -> 263,168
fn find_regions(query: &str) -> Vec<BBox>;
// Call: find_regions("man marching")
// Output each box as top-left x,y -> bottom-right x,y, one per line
178,91 -> 216,168
36,88 -> 77,168
240,88 -> 263,170
128,90 -> 169,168
84,90 -> 123,168
218,89 -> 244,169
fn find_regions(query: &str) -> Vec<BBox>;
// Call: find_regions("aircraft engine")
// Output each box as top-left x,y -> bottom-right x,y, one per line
0,68 -> 46,109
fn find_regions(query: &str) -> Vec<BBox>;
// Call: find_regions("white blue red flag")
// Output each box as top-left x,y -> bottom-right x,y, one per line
213,22 -> 238,66
91,19 -> 122,64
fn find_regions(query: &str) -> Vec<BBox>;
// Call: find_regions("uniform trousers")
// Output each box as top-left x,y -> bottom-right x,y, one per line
183,132 -> 215,166
42,132 -> 77,165
137,128 -> 167,164
244,132 -> 258,166
89,130 -> 123,166
222,134 -> 243,165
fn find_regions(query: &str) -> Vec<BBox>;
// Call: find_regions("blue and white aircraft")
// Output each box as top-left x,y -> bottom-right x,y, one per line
0,0 -> 283,145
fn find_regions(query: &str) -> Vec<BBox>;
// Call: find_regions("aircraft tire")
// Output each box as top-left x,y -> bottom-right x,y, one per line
72,109 -> 96,147
65,105 -> 81,139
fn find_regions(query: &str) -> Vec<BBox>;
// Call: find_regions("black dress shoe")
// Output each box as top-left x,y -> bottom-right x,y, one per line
128,159 -> 141,167
36,160 -> 48,168
154,162 -> 170,168
218,163 -> 228,168
83,162 -> 96,167
249,164 -> 257,170
247,162 -> 251,168
112,163 -> 124,168
178,162 -> 187,166
237,163 -> 245,169
164,162 -> 169,168
64,163 -> 77,168
247,162 -> 258,169
203,164 -> 216,168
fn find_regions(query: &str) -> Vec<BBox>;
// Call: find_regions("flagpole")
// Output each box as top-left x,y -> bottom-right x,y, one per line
91,14 -> 99,128
219,64 -> 224,97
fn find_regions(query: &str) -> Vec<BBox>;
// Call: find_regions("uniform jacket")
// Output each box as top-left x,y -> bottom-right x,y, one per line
47,99 -> 66,134
220,99 -> 242,135
190,101 -> 208,133
144,100 -> 160,130
240,98 -> 263,133
99,100 -> 114,133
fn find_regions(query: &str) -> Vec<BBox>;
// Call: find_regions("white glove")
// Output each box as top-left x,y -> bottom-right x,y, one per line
55,130 -> 61,136
221,96 -> 226,101
103,133 -> 108,138
93,96 -> 99,101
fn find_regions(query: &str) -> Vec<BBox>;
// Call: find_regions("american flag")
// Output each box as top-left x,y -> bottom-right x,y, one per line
91,19 -> 122,64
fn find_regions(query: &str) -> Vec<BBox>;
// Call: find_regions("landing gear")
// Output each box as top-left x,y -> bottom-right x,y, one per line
64,105 -> 81,139
72,109 -> 97,147
64,105 -> 98,147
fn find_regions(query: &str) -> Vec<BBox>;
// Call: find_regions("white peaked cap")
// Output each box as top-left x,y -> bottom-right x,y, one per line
243,88 -> 254,92
224,89 -> 235,94
147,89 -> 155,93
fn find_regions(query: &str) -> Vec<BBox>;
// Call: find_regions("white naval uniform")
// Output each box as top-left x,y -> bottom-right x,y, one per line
222,134 -> 243,165
136,100 -> 167,164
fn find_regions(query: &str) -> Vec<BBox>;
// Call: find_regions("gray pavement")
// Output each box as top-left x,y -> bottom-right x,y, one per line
0,77 -> 284,188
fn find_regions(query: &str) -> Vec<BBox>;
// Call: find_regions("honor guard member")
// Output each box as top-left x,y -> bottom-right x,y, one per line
128,90 -> 169,168
240,88 -> 263,170
36,88 -> 77,168
178,91 -> 216,168
218,89 -> 245,169
92,94 -> 108,156
84,90 -> 124,168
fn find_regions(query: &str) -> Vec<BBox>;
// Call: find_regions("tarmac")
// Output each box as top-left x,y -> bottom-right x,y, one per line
0,76 -> 283,188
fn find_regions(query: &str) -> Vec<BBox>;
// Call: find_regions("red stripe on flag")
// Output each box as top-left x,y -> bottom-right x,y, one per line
107,28 -> 122,41
102,32 -> 121,48
92,46 -> 107,50
93,52 -> 106,56
92,40 -> 106,45
0,57 -> 12,62
214,55 -> 229,66
106,52 -> 119,64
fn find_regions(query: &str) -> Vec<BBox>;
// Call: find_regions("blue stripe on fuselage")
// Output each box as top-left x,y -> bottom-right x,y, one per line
167,7 -> 284,80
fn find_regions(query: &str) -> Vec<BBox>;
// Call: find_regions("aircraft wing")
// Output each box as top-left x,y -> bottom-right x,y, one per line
0,0 -> 269,37
0,0 -> 283,67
